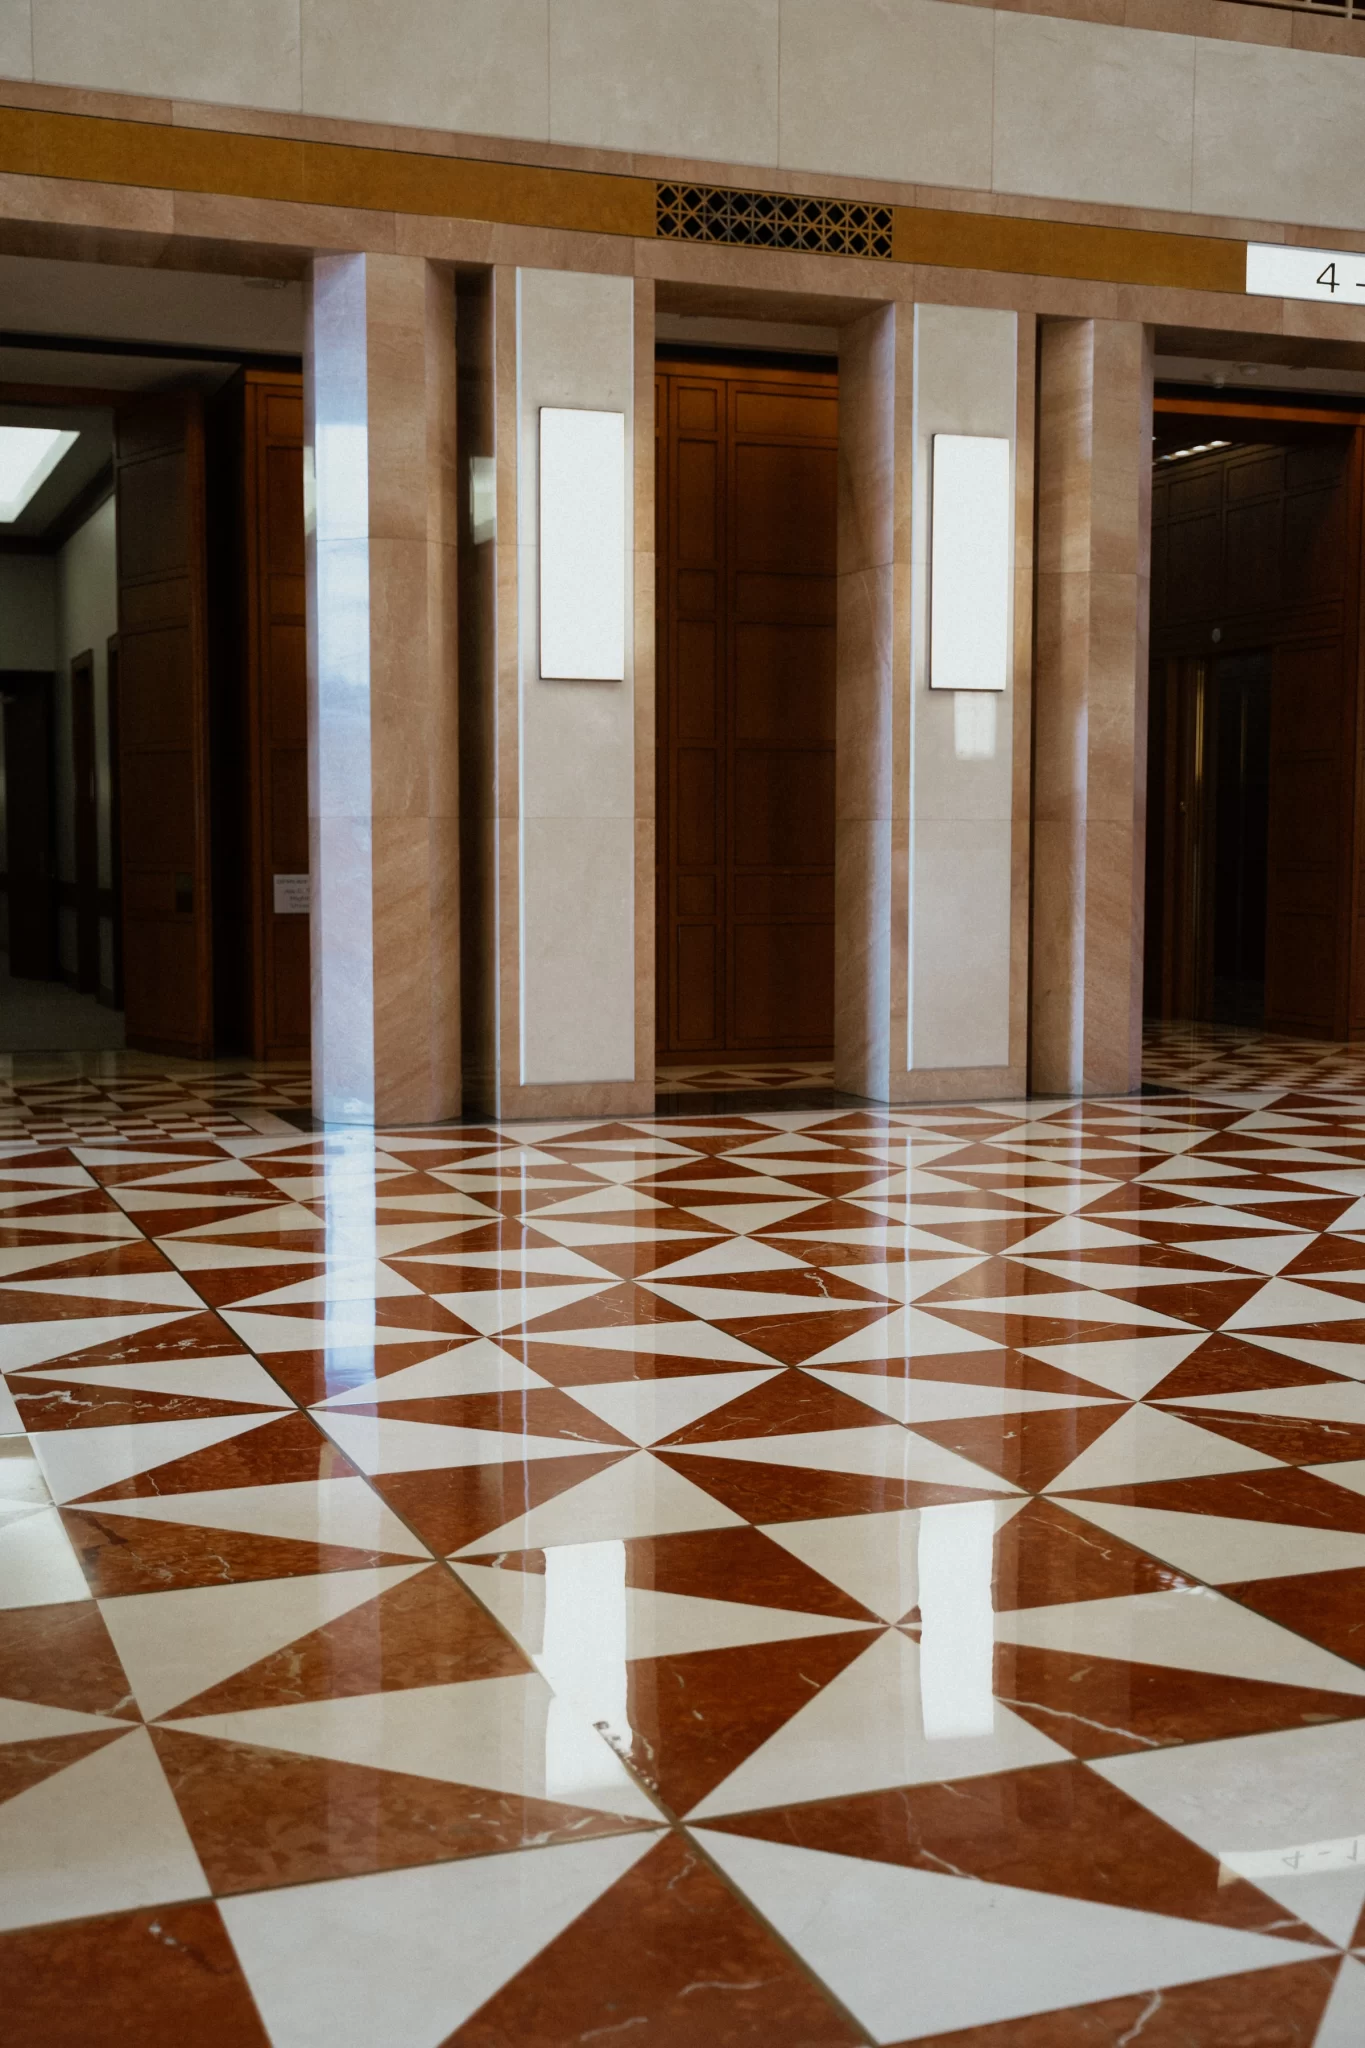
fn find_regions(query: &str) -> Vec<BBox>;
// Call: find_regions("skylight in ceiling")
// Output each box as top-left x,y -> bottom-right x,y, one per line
0,426 -> 80,522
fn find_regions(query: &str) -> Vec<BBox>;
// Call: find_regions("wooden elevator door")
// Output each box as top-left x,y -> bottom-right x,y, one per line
656,359 -> 837,1057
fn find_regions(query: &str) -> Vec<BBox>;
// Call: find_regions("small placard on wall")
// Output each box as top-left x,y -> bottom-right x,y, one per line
273,873 -> 309,915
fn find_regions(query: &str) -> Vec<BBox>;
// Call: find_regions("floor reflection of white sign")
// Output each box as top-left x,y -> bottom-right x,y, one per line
540,1539 -> 630,1804
917,1500 -> 997,1740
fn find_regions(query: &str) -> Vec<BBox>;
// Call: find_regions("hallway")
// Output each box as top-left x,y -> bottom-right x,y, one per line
4,1041 -> 1365,2041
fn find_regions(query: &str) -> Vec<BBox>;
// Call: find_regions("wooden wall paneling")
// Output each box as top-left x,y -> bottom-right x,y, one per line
654,370 -> 669,1055
243,371 -> 308,1058
1,676 -> 56,981
69,648 -> 98,993
206,374 -> 251,1053
114,393 -> 214,1057
1265,638 -> 1349,1036
106,634 -> 123,1008
1349,430 -> 1365,1039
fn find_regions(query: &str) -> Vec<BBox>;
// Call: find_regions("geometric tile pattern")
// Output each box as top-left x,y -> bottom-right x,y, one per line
7,1039 -> 1365,2040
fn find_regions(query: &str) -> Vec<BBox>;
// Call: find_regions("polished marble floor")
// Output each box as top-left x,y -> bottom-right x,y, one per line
8,1032 -> 1365,2042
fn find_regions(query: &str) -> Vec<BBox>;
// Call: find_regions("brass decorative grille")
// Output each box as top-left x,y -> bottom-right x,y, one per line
656,183 -> 894,260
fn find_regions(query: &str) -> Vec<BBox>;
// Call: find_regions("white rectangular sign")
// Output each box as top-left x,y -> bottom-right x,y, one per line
1246,242 -> 1365,304
273,873 -> 309,915
538,406 -> 626,682
929,433 -> 1011,693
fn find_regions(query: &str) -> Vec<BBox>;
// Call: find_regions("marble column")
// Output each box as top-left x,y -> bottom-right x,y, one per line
1033,318 -> 1153,1097
305,251 -> 460,1126
835,300 -> 1031,1104
458,264 -> 654,1119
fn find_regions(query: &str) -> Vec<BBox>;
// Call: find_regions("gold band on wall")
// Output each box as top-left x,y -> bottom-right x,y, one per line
0,99 -> 1247,297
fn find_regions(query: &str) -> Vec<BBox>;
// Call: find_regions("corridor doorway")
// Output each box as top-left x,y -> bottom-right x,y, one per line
655,350 -> 838,1087
1144,394 -> 1364,1043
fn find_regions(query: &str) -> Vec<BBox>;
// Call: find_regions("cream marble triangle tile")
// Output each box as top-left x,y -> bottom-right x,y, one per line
1012,1258 -> 1245,1292
0,1697 -> 125,1741
1171,1234 -> 1316,1277
314,1341 -> 549,1407
681,1202 -> 823,1235
220,1834 -> 657,2048
1059,1495 -> 1365,1584
670,1424 -> 1020,1492
166,1203 -> 326,1239
0,1726 -> 206,1932
101,1563 -> 428,1720
689,1627 -> 1064,1819
235,1264 -> 424,1306
761,1499 -> 1025,1625
563,1370 -> 781,1445
168,1670 -> 658,1817
155,1239 -> 320,1272
640,1282 -> 885,1321
30,1411 -> 278,1505
1020,1335 -> 1207,1399
521,1321 -> 776,1365
1167,1381 -> 1365,1421
803,1306 -> 1004,1365
1097,1719 -> 1365,1945
79,1473 -> 430,1555
1047,1404 -> 1281,1492
924,1288 -> 1197,1332
1225,1278 -> 1365,1331
220,1311 -> 453,1354
454,1451 -> 746,1554
1316,1955 -> 1365,2045
0,1313 -> 188,1374
315,1412 -> 615,1476
453,1558 -> 866,1669
0,1242 -> 148,1278
432,1282 -> 616,1336
996,1585 -> 1365,1696
809,1368 -> 1113,1427
0,1509 -> 90,1609
1240,1335 -> 1365,1383
693,1830 -> 1324,2044
639,1240 -> 808,1279
396,1246 -> 612,1279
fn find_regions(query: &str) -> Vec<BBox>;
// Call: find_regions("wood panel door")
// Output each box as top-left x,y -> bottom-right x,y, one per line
243,372 -> 309,1057
657,359 -> 837,1057
115,394 -> 213,1055
1265,638 -> 1353,1036
3,682 -> 55,980
70,649 -> 99,994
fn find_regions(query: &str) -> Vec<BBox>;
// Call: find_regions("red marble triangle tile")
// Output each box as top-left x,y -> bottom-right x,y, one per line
515,1282 -> 700,1336
445,1828 -> 861,2046
1064,1465 -> 1365,1531
178,1263 -> 326,1309
993,1498 -> 1194,1610
341,1387 -> 633,1445
107,1203 -> 291,1238
79,1410 -> 355,1503
574,1240 -> 728,1283
654,1448 -> 1000,1523
0,1898 -> 272,2047
1148,1332 -> 1344,1401
1100,1277 -> 1267,1329
713,1304 -> 899,1366
464,1526 -> 878,1623
12,1377 -> 280,1433
182,1227 -> 329,1256
0,1727 -> 129,1804
251,1340 -> 457,1407
0,1285 -> 179,1324
1282,1234 -> 1365,1276
246,1296 -> 476,1337
33,1310 -> 243,1370
660,1370 -> 893,1447
895,1957 -> 1340,2047
500,1340 -> 768,1390
709,1763 -> 1327,1942
150,1727 -> 650,1896
370,1451 -> 629,1554
1,1241 -> 174,1282
910,1404 -> 1127,1490
61,1505 -> 423,1598
170,1563 -> 529,1715
1224,1566 -> 1365,1668
814,1348 -> 1113,1400
0,1602 -> 138,1717
1162,1404 -> 1365,1466
996,1640 -> 1365,1759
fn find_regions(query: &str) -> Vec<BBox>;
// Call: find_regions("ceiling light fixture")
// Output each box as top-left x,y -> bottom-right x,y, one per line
0,426 -> 80,522
1156,439 -> 1232,465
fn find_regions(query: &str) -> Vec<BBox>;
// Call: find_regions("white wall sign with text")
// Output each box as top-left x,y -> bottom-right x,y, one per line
1246,243 -> 1365,304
